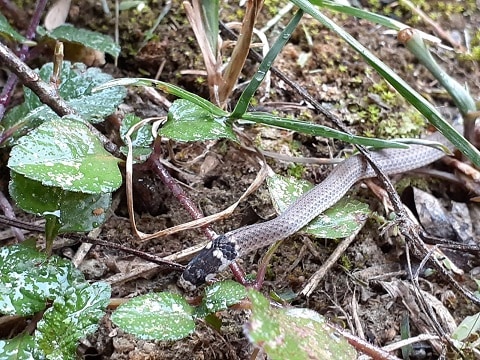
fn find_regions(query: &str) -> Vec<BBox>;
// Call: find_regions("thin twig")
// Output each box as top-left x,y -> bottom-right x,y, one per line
0,0 -> 49,119
0,42 -> 121,156
0,214 -> 184,270
0,191 -> 24,242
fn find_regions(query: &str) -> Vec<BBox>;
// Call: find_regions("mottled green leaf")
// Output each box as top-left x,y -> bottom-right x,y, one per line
111,292 -> 195,341
35,282 -> 111,359
195,280 -> 247,318
160,99 -> 236,142
2,61 -> 126,145
9,172 -> 112,232
8,117 -> 121,193
0,334 -> 35,360
452,312 -> 480,342
0,13 -> 28,43
245,290 -> 356,359
38,24 -> 120,57
0,240 -> 85,316
267,174 -> 370,238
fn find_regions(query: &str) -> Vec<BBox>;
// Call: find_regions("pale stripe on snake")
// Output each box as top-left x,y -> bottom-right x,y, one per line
179,125 -> 460,290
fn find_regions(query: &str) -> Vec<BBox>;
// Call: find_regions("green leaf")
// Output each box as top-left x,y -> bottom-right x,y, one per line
0,334 -> 35,360
2,61 -> 126,145
242,112 -> 408,149
452,312 -> 480,342
8,116 -> 121,193
38,24 -> 120,57
119,114 -> 153,162
93,78 -> 229,117
34,282 -> 111,359
245,290 -> 356,360
9,172 -> 112,233
267,174 -> 370,238
0,13 -> 28,43
0,240 -> 85,316
0,241 -> 110,359
161,99 -> 236,142
111,292 -> 196,341
195,280 -> 247,318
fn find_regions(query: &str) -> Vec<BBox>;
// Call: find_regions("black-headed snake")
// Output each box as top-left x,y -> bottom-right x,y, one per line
179,126 -> 461,290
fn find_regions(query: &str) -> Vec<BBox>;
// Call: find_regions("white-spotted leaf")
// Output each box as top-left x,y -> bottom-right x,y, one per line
0,13 -> 28,43
9,172 -> 112,232
195,280 -> 247,318
267,174 -> 370,238
35,282 -> 111,359
245,290 -> 356,359
111,292 -> 195,341
8,117 -> 121,193
0,334 -> 35,360
2,61 -> 126,145
0,239 -> 83,316
119,114 -> 154,162
160,99 -> 236,142
38,24 -> 120,57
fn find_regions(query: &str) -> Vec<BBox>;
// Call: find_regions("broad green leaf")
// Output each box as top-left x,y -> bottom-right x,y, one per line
9,172 -> 112,232
0,240 -> 85,316
0,241 -> 110,359
38,24 -> 120,57
0,13 -> 28,43
195,280 -> 247,318
35,282 -> 111,360
452,312 -> 480,342
161,99 -> 236,142
8,117 -> 121,193
119,114 -> 153,162
2,61 -> 126,145
245,290 -> 356,360
111,292 -> 195,341
267,174 -> 370,238
0,334 -> 35,360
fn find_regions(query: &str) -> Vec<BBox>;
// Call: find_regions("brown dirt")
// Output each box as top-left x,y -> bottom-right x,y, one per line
2,0 -> 480,359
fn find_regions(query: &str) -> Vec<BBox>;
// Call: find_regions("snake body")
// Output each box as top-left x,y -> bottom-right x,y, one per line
179,129 -> 457,290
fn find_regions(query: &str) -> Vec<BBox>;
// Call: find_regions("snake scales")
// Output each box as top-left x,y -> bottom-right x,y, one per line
179,127 -> 459,290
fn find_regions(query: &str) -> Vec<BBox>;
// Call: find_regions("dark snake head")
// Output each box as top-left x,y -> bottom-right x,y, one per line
178,235 -> 238,291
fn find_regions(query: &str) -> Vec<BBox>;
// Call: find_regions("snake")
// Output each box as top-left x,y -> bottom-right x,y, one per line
179,126 -> 460,290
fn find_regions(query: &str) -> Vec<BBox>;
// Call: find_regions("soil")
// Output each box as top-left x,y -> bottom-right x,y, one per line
2,0 -> 480,359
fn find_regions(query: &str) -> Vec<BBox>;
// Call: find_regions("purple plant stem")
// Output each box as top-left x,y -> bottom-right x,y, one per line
149,138 -> 216,240
0,0 -> 49,120
149,139 -> 249,285
0,190 -> 25,242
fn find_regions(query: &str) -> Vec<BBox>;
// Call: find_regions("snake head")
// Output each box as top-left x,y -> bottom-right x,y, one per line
178,235 -> 238,291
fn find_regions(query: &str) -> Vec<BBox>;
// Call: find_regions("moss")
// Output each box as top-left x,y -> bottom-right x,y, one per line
354,80 -> 426,139
460,29 -> 480,62
287,163 -> 305,179
340,254 -> 352,271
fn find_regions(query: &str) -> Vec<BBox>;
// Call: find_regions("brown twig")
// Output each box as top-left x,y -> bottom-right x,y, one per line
0,41 -> 121,156
0,191 -> 24,242
148,137 -> 217,240
0,214 -> 184,270
0,0 -> 48,119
